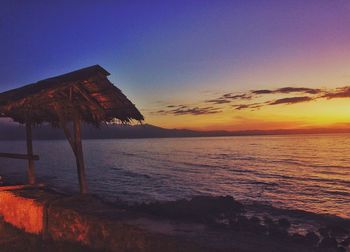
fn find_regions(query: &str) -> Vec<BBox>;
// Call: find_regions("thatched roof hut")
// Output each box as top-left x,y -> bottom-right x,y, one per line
0,65 -> 144,193
0,65 -> 143,125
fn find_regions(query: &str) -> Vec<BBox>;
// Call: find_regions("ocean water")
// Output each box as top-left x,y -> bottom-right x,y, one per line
0,134 -> 349,219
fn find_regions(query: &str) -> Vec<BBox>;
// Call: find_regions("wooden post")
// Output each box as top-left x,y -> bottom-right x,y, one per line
73,115 -> 88,194
26,121 -> 36,185
54,103 -> 88,194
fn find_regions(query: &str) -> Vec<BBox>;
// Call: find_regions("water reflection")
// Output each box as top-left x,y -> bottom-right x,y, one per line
0,134 -> 349,218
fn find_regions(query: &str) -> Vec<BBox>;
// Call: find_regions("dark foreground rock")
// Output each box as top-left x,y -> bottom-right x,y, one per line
0,188 -> 349,252
0,217 -> 94,252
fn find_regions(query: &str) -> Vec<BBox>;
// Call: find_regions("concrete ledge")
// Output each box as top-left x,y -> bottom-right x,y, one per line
0,190 -> 48,234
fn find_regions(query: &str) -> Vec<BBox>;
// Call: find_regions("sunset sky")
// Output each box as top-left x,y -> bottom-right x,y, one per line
2,1 -> 350,131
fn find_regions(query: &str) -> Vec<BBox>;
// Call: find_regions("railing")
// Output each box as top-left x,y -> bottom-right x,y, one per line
0,153 -> 39,160
0,122 -> 38,185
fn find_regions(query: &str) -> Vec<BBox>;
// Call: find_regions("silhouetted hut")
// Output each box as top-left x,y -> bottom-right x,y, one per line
0,65 -> 143,193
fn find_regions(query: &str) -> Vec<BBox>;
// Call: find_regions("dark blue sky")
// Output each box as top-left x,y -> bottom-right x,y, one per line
2,1 -> 350,130
3,1 -> 245,90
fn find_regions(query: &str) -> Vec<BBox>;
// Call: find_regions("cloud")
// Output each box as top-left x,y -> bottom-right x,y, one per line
206,86 -> 322,106
232,103 -> 263,110
252,87 -> 322,95
251,89 -> 273,94
154,85 -> 350,114
275,87 -> 322,94
206,93 -> 251,104
269,96 -> 313,105
232,96 -> 314,110
322,86 -> 350,99
157,105 -> 222,116
222,93 -> 252,99
205,98 -> 231,104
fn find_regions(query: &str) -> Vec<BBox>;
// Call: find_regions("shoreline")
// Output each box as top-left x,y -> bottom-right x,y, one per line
0,187 -> 349,251
3,175 -> 348,220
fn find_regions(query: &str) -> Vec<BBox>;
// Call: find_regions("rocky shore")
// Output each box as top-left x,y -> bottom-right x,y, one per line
0,187 -> 349,251
0,217 -> 95,252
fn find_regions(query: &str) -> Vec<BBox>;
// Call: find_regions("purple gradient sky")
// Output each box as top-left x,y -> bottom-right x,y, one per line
2,1 -> 350,129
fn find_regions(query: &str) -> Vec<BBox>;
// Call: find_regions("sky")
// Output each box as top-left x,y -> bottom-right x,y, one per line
2,0 -> 350,131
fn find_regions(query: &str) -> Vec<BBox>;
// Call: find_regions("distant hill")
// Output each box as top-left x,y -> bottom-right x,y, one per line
0,123 -> 350,140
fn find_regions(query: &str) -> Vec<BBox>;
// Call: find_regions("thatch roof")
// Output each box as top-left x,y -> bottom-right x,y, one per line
0,65 -> 144,125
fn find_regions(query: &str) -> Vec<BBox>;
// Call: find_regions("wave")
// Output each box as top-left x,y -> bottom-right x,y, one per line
110,166 -> 152,179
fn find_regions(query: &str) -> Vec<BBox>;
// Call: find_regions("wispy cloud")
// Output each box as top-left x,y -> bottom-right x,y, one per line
233,86 -> 350,110
275,87 -> 322,94
252,87 -> 323,95
322,86 -> 350,99
152,85 -> 350,114
222,93 -> 252,99
232,103 -> 264,110
156,105 -> 222,116
208,86 -> 322,106
269,96 -> 314,105
232,96 -> 314,110
205,98 -> 232,104
206,93 -> 251,105
251,89 -> 273,94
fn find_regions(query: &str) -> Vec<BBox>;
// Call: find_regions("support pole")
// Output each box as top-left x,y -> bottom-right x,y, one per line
26,121 -> 36,185
54,103 -> 88,194
73,115 -> 88,194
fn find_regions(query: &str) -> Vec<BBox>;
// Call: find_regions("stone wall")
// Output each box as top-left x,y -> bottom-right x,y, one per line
0,188 -> 207,252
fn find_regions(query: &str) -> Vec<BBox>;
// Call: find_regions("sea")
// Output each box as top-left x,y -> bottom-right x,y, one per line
0,134 -> 349,219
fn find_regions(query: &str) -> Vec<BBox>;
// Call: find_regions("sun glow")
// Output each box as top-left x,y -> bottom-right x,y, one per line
146,95 -> 350,131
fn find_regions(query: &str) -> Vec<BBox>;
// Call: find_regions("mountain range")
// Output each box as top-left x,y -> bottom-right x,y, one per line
0,122 -> 349,140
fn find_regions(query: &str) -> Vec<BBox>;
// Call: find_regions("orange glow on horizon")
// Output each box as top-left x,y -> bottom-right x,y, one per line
144,96 -> 350,131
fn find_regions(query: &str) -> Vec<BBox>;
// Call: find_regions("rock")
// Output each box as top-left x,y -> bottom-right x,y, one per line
263,216 -> 274,227
268,226 -> 288,240
249,216 -> 261,225
339,237 -> 350,247
236,215 -> 250,231
136,195 -> 244,224
247,216 -> 267,235
228,219 -> 239,230
336,246 -> 346,252
290,232 -> 319,246
319,237 -> 338,249
305,231 -> 319,246
278,218 -> 291,230
327,224 -> 349,237
255,224 -> 267,235
290,234 -> 307,244
319,227 -> 330,238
